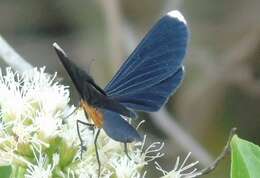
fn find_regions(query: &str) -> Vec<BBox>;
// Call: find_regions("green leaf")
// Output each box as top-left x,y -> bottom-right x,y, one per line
0,166 -> 12,178
231,135 -> 260,178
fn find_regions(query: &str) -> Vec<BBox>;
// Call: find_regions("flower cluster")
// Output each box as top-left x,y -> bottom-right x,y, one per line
0,67 -> 199,178
156,152 -> 199,178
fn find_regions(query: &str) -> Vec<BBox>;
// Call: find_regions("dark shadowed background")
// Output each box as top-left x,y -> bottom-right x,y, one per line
1,0 -> 260,177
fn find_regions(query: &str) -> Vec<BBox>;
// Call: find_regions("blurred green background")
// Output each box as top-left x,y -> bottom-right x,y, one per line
1,0 -> 260,177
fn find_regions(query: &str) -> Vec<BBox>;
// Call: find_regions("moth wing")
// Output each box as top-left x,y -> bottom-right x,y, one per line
53,43 -> 136,118
103,110 -> 142,142
111,67 -> 184,111
105,11 -> 188,111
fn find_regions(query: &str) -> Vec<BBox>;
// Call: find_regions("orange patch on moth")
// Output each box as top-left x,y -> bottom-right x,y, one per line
80,100 -> 104,128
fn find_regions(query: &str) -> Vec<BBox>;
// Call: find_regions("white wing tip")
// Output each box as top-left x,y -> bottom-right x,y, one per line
52,42 -> 68,56
167,10 -> 187,25
53,42 -> 61,50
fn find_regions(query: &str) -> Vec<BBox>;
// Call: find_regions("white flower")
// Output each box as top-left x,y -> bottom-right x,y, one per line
0,67 -> 69,165
25,146 -> 58,178
156,152 -> 199,178
0,68 -> 29,119
34,112 -> 62,138
24,68 -> 69,115
75,129 -> 164,178
110,154 -> 143,178
60,107 -> 94,147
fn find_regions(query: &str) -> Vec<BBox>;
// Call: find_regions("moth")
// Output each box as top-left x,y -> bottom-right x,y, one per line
53,10 -> 188,176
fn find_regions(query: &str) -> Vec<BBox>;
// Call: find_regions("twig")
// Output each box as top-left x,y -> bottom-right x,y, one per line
0,35 -> 33,72
193,127 -> 237,177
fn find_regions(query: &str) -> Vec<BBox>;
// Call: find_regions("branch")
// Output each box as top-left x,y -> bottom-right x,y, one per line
0,35 -> 33,72
193,127 -> 237,177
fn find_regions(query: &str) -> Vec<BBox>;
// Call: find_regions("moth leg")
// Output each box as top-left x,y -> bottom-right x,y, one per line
124,142 -> 132,160
94,129 -> 101,178
76,120 -> 95,158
